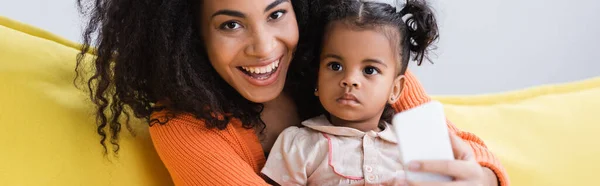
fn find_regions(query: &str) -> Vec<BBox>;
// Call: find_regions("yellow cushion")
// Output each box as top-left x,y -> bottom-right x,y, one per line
434,77 -> 600,186
0,16 -> 172,186
1,16 -> 599,185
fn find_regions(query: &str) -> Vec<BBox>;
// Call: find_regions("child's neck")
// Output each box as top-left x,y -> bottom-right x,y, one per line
329,115 -> 382,132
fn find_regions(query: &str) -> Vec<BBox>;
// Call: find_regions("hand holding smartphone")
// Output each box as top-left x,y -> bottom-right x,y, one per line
391,101 -> 454,182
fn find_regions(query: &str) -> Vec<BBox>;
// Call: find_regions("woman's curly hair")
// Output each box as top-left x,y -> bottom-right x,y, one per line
75,0 -> 323,154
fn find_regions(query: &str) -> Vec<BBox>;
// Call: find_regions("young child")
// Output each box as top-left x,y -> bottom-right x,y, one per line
261,0 -> 439,185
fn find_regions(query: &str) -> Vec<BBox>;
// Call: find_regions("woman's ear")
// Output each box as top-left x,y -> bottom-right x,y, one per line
388,75 -> 405,104
314,88 -> 319,96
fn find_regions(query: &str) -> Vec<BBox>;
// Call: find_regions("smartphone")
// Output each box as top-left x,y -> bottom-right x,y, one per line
391,100 -> 454,182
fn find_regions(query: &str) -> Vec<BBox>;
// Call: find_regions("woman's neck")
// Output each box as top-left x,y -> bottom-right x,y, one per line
329,114 -> 383,132
262,93 -> 299,124
259,93 -> 300,153
262,93 -> 291,113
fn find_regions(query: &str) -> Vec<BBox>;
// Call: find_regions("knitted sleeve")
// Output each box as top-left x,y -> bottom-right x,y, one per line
391,70 -> 509,186
149,114 -> 270,186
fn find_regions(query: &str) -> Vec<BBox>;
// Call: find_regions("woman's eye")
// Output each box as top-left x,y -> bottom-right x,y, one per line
220,21 -> 242,30
268,10 -> 286,20
364,67 -> 379,75
328,62 -> 343,71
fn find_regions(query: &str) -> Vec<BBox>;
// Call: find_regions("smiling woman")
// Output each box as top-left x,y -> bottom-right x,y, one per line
75,0 -> 507,185
200,0 -> 298,102
76,0 -> 312,150
76,0 -> 318,184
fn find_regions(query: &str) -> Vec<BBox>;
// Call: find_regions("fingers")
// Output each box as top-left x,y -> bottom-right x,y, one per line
399,134 -> 484,185
449,133 -> 475,161
408,160 -> 482,180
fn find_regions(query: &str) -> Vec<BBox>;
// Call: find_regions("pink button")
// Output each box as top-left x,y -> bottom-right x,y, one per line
365,166 -> 373,172
367,175 -> 376,182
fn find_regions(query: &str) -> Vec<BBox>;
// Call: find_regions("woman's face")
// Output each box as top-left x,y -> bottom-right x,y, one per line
199,0 -> 299,103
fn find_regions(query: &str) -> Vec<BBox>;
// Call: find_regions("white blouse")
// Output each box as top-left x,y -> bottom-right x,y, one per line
261,115 -> 406,186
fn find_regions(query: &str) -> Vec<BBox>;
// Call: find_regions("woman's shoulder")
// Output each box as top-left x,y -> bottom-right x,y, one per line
148,110 -> 265,165
150,110 -> 205,127
149,110 -> 212,133
148,110 -> 241,145
148,110 -> 270,185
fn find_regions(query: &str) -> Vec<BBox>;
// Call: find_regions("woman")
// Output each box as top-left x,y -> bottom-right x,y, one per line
76,0 -> 508,185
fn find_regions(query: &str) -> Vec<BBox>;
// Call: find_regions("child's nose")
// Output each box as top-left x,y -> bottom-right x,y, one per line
340,76 -> 360,88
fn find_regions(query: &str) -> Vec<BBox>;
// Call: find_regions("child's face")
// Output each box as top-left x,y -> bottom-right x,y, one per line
316,22 -> 404,123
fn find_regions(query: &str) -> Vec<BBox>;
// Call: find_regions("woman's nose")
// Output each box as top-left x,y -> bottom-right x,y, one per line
245,27 -> 276,59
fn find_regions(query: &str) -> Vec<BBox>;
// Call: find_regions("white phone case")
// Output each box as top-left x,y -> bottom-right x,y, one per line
392,101 -> 454,182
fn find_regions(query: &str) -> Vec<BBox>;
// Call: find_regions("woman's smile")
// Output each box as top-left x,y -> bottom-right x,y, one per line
237,55 -> 283,86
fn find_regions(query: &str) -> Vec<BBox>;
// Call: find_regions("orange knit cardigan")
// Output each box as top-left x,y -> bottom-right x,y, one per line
149,71 -> 509,185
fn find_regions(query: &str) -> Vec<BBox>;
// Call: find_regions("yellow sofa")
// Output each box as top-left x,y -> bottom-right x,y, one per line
1,16 -> 599,186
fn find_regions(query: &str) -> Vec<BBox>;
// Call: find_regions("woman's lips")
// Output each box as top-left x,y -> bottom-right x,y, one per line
239,59 -> 280,76
237,56 -> 283,86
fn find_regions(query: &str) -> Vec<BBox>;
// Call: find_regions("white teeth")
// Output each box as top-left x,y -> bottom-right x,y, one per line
241,60 -> 280,74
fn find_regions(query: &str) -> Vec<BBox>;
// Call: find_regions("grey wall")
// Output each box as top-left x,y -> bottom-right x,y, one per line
0,0 -> 83,44
413,0 -> 600,94
2,0 -> 599,95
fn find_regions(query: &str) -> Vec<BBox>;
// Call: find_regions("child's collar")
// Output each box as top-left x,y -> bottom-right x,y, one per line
301,115 -> 397,143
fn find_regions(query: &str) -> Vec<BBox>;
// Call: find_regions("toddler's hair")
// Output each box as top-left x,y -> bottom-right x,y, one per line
321,0 -> 439,75
318,0 -> 439,124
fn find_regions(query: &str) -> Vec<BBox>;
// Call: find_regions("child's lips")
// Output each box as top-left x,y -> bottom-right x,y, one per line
336,93 -> 360,105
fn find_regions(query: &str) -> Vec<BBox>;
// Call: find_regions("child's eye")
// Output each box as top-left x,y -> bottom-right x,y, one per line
327,62 -> 343,71
268,10 -> 287,21
364,66 -> 380,75
219,21 -> 242,30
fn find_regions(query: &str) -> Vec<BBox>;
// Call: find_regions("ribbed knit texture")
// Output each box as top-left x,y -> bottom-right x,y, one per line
149,70 -> 509,185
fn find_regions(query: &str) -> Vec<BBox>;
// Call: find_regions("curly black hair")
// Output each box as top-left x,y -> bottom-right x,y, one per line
75,0 -> 323,154
314,0 -> 440,124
